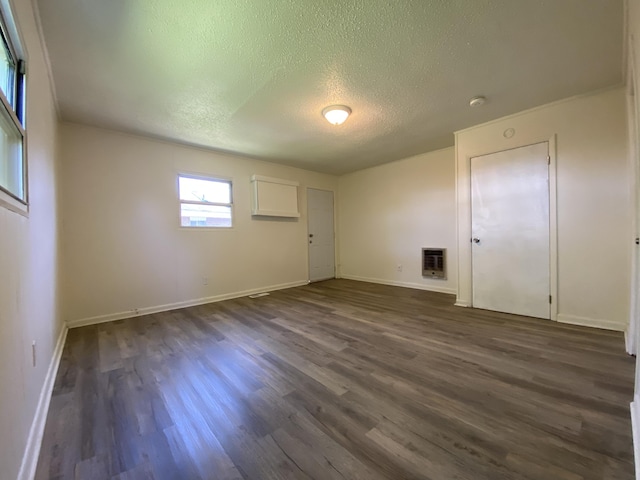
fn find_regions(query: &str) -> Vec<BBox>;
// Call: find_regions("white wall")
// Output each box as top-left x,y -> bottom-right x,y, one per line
59,123 -> 338,326
338,147 -> 457,294
0,0 -> 62,479
456,87 -> 631,331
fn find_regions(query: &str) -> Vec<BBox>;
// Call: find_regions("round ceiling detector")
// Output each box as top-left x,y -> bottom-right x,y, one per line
469,96 -> 486,107
322,105 -> 351,125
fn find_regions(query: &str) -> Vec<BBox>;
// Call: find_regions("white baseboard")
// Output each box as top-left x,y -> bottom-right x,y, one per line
340,274 -> 457,296
632,400 -> 640,480
17,324 -> 68,480
454,300 -> 471,307
626,328 -> 636,356
66,280 -> 309,328
556,313 -> 625,332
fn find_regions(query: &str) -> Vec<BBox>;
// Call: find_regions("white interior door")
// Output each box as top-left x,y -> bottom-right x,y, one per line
308,188 -> 335,282
471,142 -> 550,319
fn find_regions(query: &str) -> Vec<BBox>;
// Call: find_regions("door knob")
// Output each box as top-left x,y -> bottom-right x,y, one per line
309,234 -> 314,238
472,238 -> 480,244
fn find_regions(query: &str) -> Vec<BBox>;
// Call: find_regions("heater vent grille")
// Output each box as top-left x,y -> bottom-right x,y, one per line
422,248 -> 446,279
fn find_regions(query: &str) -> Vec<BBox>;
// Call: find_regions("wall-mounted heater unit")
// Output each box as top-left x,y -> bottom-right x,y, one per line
422,248 -> 446,279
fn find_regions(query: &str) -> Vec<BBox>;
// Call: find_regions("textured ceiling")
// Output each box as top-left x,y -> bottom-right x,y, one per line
36,0 -> 623,174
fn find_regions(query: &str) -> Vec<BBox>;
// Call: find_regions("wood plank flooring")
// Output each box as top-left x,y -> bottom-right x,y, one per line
35,279 -> 635,479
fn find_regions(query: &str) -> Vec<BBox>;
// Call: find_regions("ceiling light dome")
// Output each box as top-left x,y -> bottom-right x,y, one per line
322,105 -> 351,125
469,96 -> 486,107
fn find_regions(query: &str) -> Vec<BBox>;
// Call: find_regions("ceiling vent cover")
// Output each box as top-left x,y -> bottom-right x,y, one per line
422,248 -> 446,279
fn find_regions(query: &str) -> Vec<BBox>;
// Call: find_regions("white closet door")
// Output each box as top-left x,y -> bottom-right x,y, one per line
471,142 -> 550,319
308,188 -> 335,282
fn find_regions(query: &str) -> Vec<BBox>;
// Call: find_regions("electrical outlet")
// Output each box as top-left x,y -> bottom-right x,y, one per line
397,264 -> 403,272
203,277 -> 209,285
32,341 -> 36,367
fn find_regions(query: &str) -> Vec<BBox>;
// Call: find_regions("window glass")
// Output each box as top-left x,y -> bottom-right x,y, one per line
180,204 -> 232,228
0,36 -> 14,105
179,176 -> 230,204
0,7 -> 25,208
178,175 -> 232,228
0,101 -> 22,199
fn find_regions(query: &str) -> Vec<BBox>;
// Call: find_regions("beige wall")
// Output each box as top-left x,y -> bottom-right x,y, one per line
456,87 -> 630,331
59,123 -> 338,326
0,0 -> 62,479
338,147 -> 457,294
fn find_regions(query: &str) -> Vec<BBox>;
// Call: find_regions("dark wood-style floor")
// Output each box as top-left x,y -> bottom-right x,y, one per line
36,280 -> 635,479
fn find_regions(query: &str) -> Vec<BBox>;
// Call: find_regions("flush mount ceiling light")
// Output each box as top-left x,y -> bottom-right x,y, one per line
469,96 -> 487,107
322,105 -> 351,125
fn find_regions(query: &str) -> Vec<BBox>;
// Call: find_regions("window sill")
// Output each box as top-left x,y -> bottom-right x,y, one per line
0,189 -> 27,216
178,225 -> 233,230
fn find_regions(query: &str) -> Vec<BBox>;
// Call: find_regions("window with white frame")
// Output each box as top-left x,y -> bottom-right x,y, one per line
179,174 -> 232,228
0,2 -> 25,208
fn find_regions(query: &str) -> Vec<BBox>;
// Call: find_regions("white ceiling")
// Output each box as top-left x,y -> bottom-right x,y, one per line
36,0 -> 623,174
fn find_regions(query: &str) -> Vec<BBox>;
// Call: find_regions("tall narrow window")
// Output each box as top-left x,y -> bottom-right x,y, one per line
0,3 -> 25,209
178,174 -> 233,228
